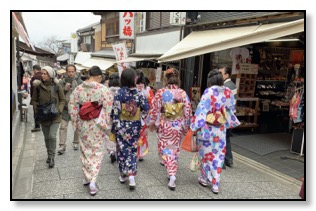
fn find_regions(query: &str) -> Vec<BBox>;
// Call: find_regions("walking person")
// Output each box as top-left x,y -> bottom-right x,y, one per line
31,66 -> 65,168
190,69 -> 240,194
58,65 -> 83,155
68,66 -> 113,196
135,69 -> 154,162
219,66 -> 237,169
30,65 -> 42,132
148,68 -> 192,190
107,72 -> 120,163
111,68 -> 150,190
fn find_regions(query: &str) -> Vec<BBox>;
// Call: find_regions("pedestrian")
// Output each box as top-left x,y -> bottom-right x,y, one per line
107,72 -> 120,163
190,68 -> 240,194
22,74 -> 30,93
219,66 -> 237,169
58,65 -> 83,155
30,64 -> 42,132
148,68 -> 192,190
68,66 -> 113,196
111,68 -> 150,190
135,69 -> 154,162
31,66 -> 66,168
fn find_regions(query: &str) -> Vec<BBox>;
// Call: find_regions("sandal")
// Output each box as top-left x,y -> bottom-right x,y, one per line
198,177 -> 208,187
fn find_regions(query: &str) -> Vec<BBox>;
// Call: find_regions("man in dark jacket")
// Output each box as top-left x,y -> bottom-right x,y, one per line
58,65 -> 83,154
220,66 -> 237,169
30,65 -> 42,132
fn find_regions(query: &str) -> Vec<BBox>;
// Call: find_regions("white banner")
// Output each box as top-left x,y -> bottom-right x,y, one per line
112,41 -> 130,76
119,12 -> 135,39
156,67 -> 162,82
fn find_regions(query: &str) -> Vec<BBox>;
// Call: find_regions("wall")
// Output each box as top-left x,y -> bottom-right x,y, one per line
94,24 -> 102,52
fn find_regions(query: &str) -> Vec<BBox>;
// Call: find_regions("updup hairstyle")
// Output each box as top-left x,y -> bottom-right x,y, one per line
89,66 -> 103,76
135,69 -> 147,87
207,68 -> 224,87
109,73 -> 120,87
120,68 -> 136,88
165,68 -> 180,86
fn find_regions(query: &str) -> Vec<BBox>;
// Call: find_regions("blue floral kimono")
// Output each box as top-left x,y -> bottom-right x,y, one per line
111,86 -> 150,177
190,85 -> 240,190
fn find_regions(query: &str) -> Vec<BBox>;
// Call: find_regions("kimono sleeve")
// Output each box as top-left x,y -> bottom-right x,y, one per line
68,87 -> 80,130
224,87 -> 240,129
190,88 -> 211,132
111,90 -> 122,134
148,89 -> 163,127
182,90 -> 193,134
98,87 -> 114,130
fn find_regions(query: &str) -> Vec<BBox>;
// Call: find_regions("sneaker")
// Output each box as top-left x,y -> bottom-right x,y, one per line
119,176 -> 128,183
57,146 -> 66,155
31,127 -> 41,132
168,175 -> 176,191
129,176 -> 136,190
110,152 -> 116,163
198,176 -> 208,187
73,144 -> 79,151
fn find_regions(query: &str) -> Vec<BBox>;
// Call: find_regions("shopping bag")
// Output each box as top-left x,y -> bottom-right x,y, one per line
181,129 -> 197,152
189,153 -> 201,172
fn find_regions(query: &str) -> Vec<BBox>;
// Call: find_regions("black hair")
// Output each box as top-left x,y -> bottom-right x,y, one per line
135,69 -> 147,87
89,66 -> 103,76
33,65 -> 41,71
220,66 -> 232,76
207,69 -> 224,87
120,68 -> 136,88
66,64 -> 76,72
109,73 -> 120,87
165,68 -> 180,86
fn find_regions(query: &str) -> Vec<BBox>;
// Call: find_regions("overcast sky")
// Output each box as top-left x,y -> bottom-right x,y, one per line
22,12 -> 101,45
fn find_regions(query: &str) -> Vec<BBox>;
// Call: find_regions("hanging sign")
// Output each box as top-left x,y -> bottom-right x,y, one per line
112,41 -> 130,76
119,12 -> 135,39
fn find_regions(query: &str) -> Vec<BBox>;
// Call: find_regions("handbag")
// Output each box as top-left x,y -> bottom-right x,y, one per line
189,153 -> 201,172
35,85 -> 59,122
181,129 -> 198,152
79,101 -> 102,121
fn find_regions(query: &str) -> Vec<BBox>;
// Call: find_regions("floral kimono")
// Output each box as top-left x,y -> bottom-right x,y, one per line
149,84 -> 192,176
190,85 -> 240,191
111,86 -> 150,177
136,85 -> 154,159
68,81 -> 113,183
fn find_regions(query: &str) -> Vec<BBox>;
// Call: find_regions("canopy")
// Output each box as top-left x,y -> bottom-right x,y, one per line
81,57 -> 116,70
157,19 -> 304,62
116,57 -> 157,64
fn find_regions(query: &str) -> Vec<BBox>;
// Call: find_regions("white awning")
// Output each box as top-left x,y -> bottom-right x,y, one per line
158,19 -> 304,62
81,57 -> 116,70
74,52 -> 91,64
116,57 -> 157,64
57,54 -> 69,61
75,64 -> 87,71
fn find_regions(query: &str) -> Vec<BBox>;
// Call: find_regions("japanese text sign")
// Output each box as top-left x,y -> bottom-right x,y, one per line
119,12 -> 135,39
112,41 -> 130,76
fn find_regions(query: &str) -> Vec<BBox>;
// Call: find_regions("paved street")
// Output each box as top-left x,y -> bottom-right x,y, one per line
12,108 -> 302,200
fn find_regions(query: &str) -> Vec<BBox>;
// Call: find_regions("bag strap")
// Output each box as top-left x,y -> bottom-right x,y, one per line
49,85 -> 57,103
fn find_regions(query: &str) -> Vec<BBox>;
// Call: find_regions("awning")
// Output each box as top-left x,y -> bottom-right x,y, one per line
57,54 -> 70,61
12,12 -> 33,50
74,52 -> 91,64
81,57 -> 116,70
116,57 -> 157,64
75,64 -> 87,71
158,19 -> 304,62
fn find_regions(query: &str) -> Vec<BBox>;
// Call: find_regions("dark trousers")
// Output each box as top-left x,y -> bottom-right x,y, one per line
33,107 -> 40,128
42,123 -> 59,159
225,129 -> 233,164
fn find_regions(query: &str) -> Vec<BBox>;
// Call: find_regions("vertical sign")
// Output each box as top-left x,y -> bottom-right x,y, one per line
112,41 -> 130,76
119,12 -> 135,39
155,67 -> 162,82
169,12 -> 186,25
70,32 -> 78,53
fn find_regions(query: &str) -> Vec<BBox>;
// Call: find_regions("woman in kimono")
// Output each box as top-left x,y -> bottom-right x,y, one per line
190,69 -> 240,194
111,68 -> 150,190
135,69 -> 154,161
68,66 -> 113,196
149,68 -> 192,190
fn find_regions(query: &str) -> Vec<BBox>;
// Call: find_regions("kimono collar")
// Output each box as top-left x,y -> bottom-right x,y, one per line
166,84 -> 179,90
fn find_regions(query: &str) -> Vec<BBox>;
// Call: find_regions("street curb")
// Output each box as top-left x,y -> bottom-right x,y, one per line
234,152 -> 302,187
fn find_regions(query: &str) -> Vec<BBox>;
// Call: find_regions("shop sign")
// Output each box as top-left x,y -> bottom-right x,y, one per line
239,63 -> 258,74
119,12 -> 135,39
112,41 -> 130,76
170,12 -> 186,25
